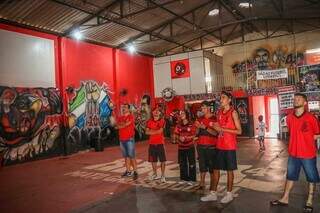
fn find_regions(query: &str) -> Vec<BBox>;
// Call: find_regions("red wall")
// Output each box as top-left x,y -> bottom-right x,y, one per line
116,49 -> 154,107
61,38 -> 115,95
0,24 -> 154,113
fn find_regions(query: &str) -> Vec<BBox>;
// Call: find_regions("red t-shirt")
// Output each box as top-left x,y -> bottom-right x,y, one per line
147,118 -> 165,145
216,108 -> 237,150
287,112 -> 320,158
175,122 -> 196,149
118,114 -> 135,141
197,115 -> 217,146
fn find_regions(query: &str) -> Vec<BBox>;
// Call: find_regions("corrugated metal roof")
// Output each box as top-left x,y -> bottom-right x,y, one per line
0,0 -> 319,55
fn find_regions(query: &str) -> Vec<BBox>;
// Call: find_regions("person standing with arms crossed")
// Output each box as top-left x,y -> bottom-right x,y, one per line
211,91 -> 242,204
116,103 -> 138,180
270,93 -> 319,213
195,101 -> 218,201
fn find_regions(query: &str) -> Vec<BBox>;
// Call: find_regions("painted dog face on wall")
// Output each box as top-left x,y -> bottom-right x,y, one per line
0,88 -> 61,143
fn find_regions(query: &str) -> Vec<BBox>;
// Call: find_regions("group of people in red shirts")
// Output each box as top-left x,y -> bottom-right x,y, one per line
115,92 -> 320,211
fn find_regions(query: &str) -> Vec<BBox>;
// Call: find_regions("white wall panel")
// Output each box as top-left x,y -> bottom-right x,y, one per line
170,53 -> 188,61
0,29 -> 55,87
172,77 -> 191,95
189,57 -> 206,94
154,56 -> 170,64
189,50 -> 203,58
153,62 -> 171,97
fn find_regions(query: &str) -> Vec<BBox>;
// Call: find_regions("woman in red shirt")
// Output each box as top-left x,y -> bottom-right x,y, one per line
174,110 -> 197,184
146,107 -> 167,183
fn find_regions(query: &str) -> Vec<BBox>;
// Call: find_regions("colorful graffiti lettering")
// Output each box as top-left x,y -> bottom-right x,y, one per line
67,81 -> 113,152
0,87 -> 62,164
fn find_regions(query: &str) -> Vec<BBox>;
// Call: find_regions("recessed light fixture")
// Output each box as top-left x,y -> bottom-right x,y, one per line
239,2 -> 252,8
72,30 -> 83,40
208,9 -> 219,16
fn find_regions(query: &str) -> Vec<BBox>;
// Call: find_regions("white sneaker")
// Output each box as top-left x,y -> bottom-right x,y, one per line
149,174 -> 159,181
221,192 -> 233,204
178,181 -> 185,185
200,191 -> 218,202
160,176 -> 166,183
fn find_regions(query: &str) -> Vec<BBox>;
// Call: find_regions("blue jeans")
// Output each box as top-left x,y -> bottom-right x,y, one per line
120,138 -> 135,158
287,156 -> 320,183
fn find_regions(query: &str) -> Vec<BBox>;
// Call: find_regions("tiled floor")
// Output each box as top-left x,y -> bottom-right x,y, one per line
0,138 -> 319,213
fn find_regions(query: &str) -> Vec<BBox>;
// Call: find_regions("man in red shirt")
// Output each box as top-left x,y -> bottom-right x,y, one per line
195,101 -> 218,201
116,103 -> 138,180
146,107 -> 167,183
271,93 -> 320,213
211,91 -> 242,204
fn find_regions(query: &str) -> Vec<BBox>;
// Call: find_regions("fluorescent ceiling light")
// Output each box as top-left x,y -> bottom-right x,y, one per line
239,2 -> 252,8
208,9 -> 219,16
306,48 -> 320,54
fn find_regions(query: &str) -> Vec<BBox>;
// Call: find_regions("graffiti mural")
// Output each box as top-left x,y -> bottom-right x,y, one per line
132,94 -> 151,140
231,46 -> 305,89
0,87 -> 62,165
67,81 -> 113,152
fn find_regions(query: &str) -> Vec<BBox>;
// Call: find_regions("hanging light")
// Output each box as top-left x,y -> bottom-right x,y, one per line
208,9 -> 219,16
239,2 -> 252,8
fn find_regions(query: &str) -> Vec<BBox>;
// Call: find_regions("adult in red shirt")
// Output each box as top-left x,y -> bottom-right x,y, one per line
174,110 -> 197,184
210,91 -> 242,204
116,103 -> 138,180
146,107 -> 167,183
271,93 -> 320,212
194,101 -> 218,198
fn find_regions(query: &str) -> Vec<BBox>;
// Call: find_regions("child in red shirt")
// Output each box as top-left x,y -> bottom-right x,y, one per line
146,107 -> 166,183
174,110 -> 197,184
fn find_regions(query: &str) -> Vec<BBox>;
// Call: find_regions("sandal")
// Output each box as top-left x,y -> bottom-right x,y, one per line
303,205 -> 313,213
270,200 -> 288,206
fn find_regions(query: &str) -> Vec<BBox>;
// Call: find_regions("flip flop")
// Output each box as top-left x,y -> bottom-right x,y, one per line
303,205 -> 313,213
270,200 -> 288,206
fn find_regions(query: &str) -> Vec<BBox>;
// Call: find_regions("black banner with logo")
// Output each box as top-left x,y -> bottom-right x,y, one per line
235,97 -> 250,137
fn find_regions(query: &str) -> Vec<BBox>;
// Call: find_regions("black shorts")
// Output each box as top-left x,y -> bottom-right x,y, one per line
148,144 -> 166,162
197,145 -> 216,173
214,149 -> 237,171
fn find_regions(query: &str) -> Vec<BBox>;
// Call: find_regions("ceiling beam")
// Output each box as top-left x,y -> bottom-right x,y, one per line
50,0 -> 194,51
117,0 -> 214,48
62,0 -> 119,36
156,16 -> 320,56
219,0 -> 263,36
146,0 -> 221,42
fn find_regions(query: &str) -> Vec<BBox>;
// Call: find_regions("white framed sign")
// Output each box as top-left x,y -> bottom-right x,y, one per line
256,68 -> 288,80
